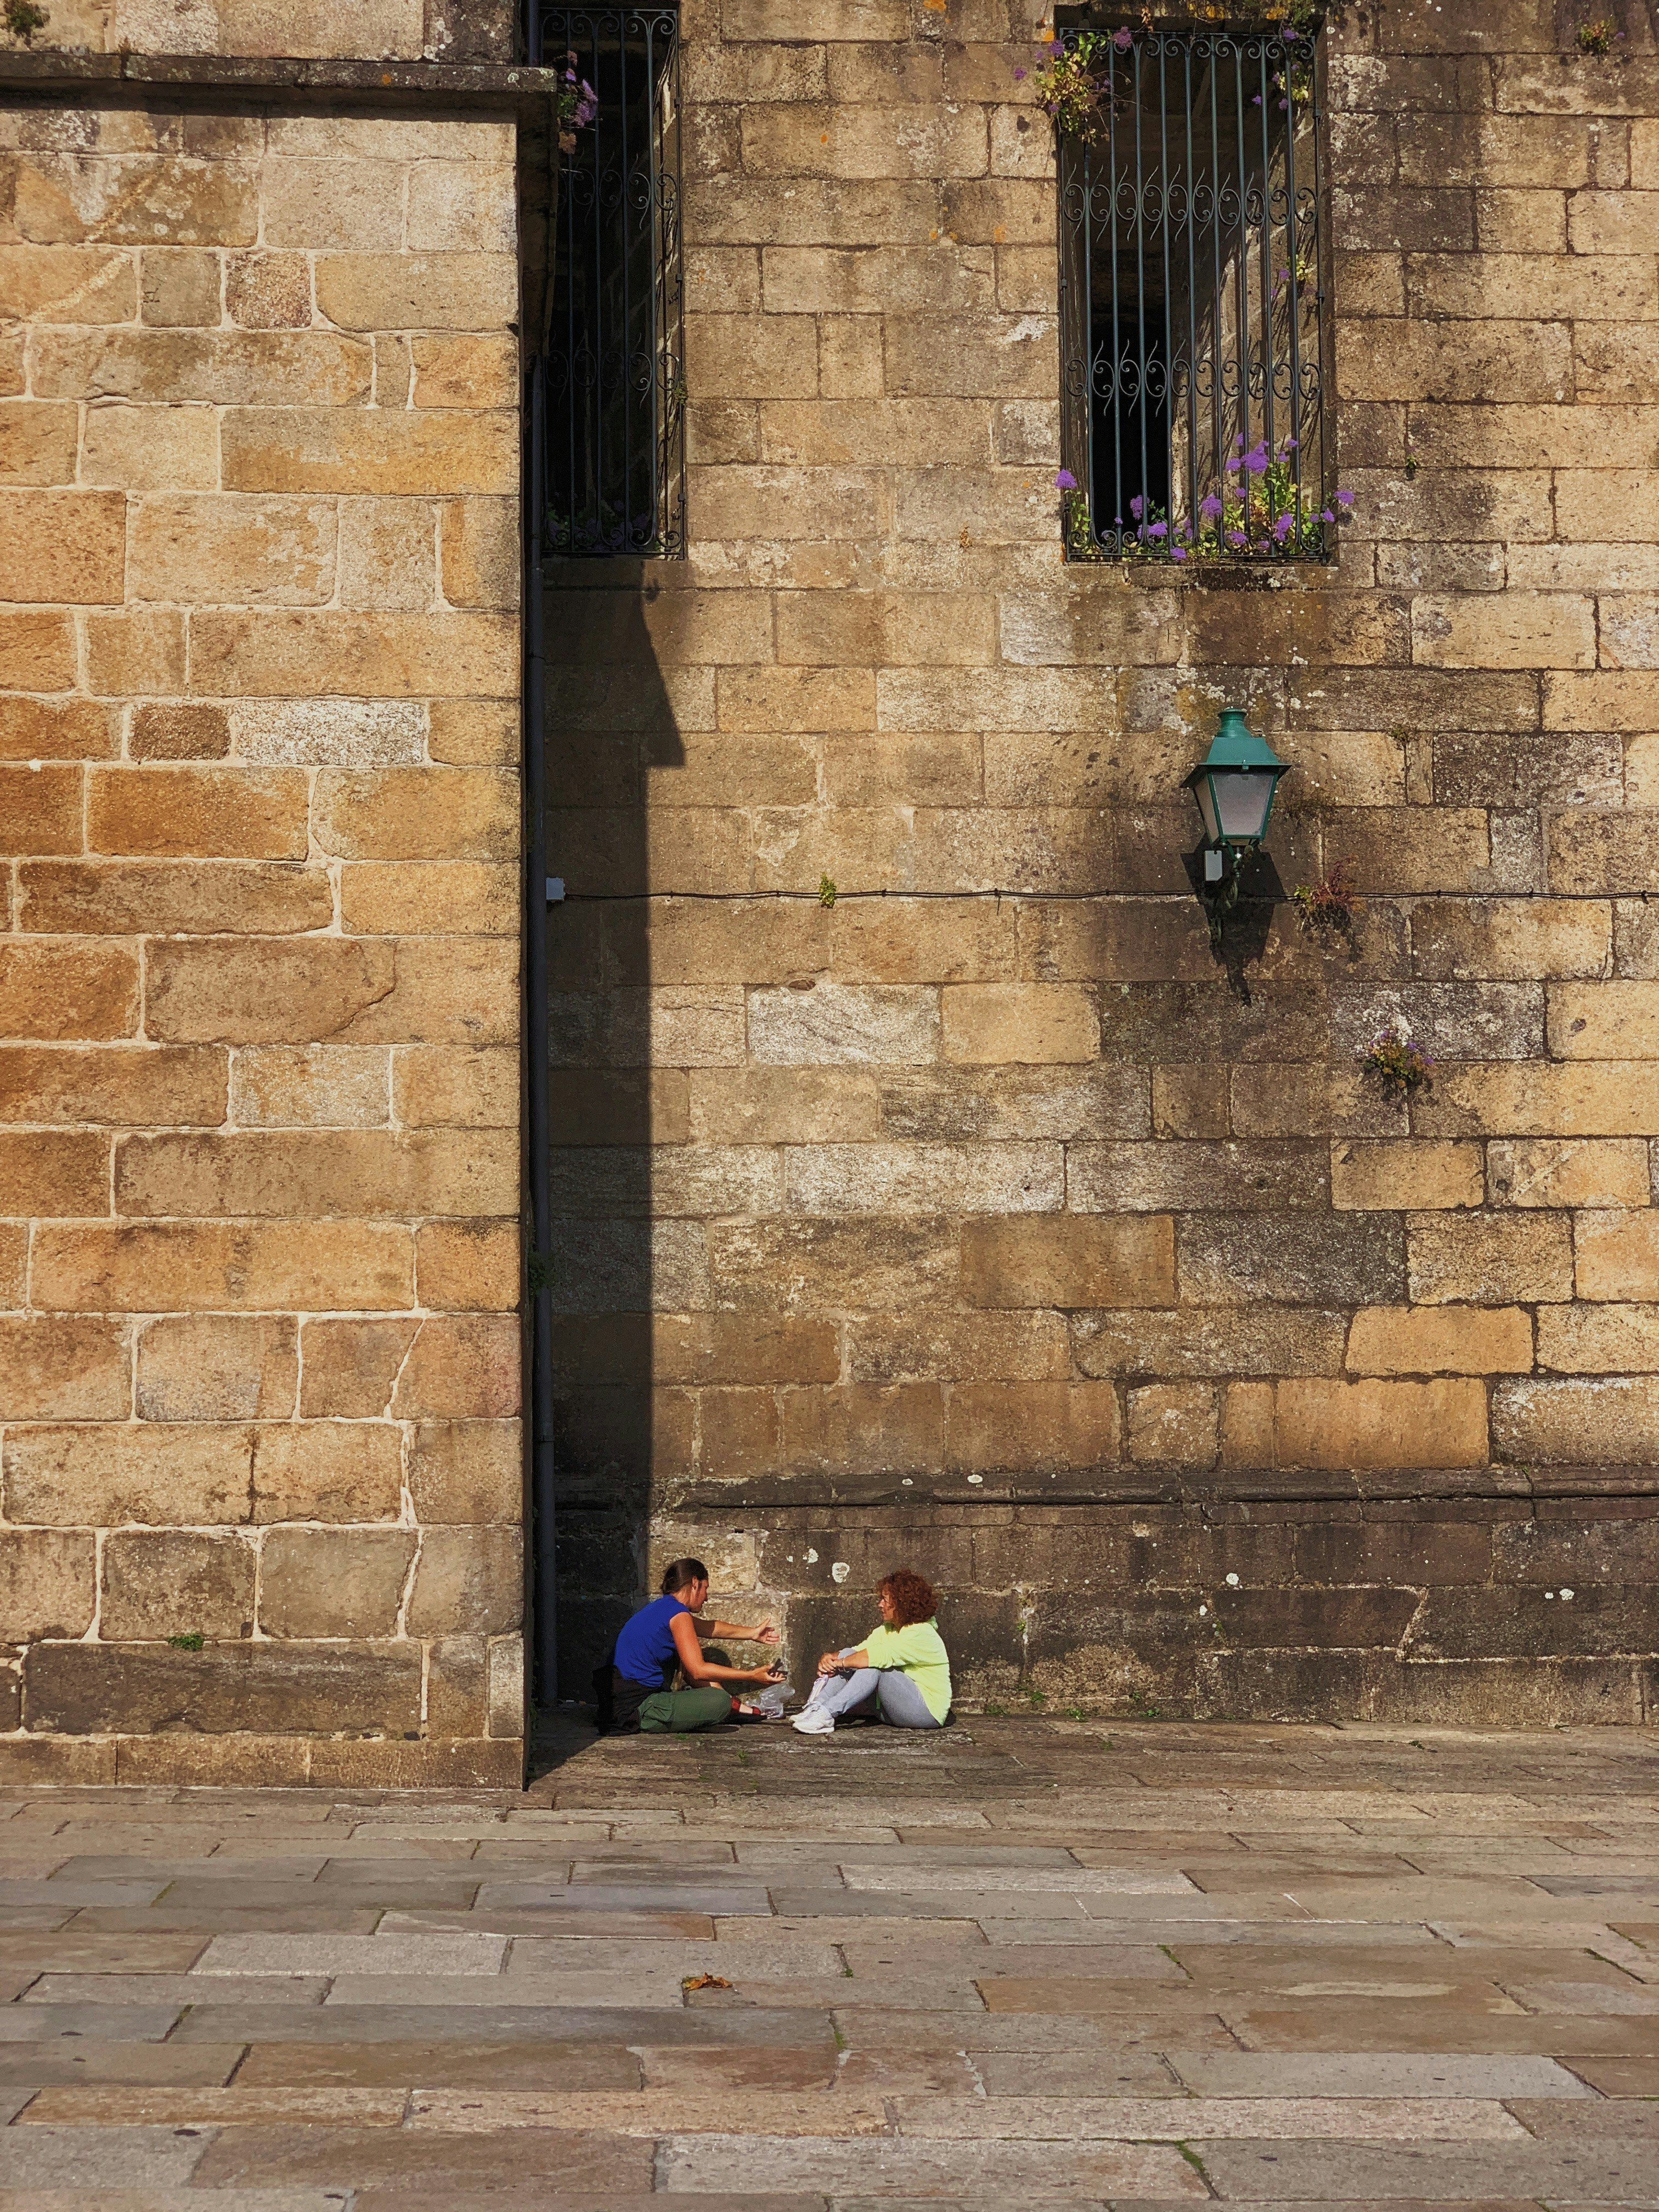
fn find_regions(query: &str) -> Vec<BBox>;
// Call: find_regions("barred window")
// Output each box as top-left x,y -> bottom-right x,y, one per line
538,6 -> 684,556
1056,16 -> 1332,562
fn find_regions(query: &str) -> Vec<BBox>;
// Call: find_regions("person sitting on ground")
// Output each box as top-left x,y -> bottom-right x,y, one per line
609,1559 -> 784,1734
791,1568 -> 951,1737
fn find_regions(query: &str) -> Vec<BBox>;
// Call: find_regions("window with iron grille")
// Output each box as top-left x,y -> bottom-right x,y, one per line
536,6 -> 684,556
1055,15 -> 1334,563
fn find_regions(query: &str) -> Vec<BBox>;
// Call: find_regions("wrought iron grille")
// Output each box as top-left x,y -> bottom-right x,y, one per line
535,7 -> 683,556
1057,19 -> 1331,563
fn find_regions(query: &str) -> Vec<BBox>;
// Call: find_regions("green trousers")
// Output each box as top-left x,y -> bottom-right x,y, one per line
637,1684 -> 734,1733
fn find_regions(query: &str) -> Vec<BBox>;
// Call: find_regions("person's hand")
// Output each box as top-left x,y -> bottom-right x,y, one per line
754,1622 -> 779,1646
753,1664 -> 785,1683
817,1651 -> 838,1676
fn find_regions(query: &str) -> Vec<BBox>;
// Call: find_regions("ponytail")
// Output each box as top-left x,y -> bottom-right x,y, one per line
659,1557 -> 709,1595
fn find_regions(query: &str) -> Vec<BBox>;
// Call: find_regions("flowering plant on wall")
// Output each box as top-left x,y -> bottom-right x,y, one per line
556,49 -> 598,154
1058,444 -> 1356,565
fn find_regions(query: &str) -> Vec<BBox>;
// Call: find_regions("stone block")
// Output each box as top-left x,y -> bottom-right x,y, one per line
1407,1211 -> 1573,1304
0,764 -> 86,855
709,1216 -> 956,1314
848,1311 -> 1065,1383
34,329 -> 369,407
30,1220 -> 413,1314
0,696 -> 117,763
1493,1375 -> 1659,1465
1178,1215 -> 1404,1307
230,1045 -> 390,1129
416,1221 -> 519,1312
0,1045 -> 224,1128
409,1421 -> 521,1525
138,248 -> 221,327
0,1317 -> 125,1421
946,1381 -> 1121,1475
19,859 -> 332,937
410,332 -> 518,408
136,1316 -> 297,1423
0,243 -> 136,323
298,1318 -> 419,1418
1409,898 -> 1610,980
1275,1378 -> 1489,1470
12,151 -> 258,247
312,768 -> 517,862
785,1141 -> 1062,1214
1413,1062 -> 1658,1139
1537,1304 -> 1659,1375
940,985 -> 1096,1066
1071,1141 -> 1328,1215
22,1643 -> 422,1737
0,1130 -> 110,1216
314,253 -> 517,331
779,1383 -> 944,1477
393,1046 -> 518,1129
1549,980 -> 1659,1058
147,938 -> 517,1046
391,1315 -> 520,1419
129,704 -> 230,761
0,489 -> 125,603
259,1529 -> 417,1640
252,1422 -> 405,1525
188,610 -> 516,698
1488,1138 -> 1649,1209
1126,1384 -> 1218,1469
127,494 -> 336,607
0,399 -> 77,486
960,1215 -> 1173,1311
407,1526 -> 522,1636
439,495 -> 516,610
88,767 -> 308,860
1346,1304 -> 1534,1377
100,1531 -> 256,1643
221,408 -> 515,498
1332,1141 -> 1485,1211
1074,1304 -> 1347,1379
225,251 -> 313,329
4,1424 -> 254,1528
748,983 -> 938,1066
114,1128 -> 517,1222
1576,1210 -> 1659,1301
0,1530 -> 95,1644
259,158 -> 404,252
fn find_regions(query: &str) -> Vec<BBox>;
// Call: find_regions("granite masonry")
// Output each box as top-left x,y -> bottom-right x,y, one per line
3,0 -> 1659,1778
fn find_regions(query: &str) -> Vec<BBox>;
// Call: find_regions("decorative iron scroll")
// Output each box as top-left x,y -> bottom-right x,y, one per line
538,7 -> 683,557
1057,21 -> 1331,563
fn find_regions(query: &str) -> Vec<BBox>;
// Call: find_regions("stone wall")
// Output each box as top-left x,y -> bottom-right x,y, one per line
0,48 -> 526,1779
548,0 -> 1659,1722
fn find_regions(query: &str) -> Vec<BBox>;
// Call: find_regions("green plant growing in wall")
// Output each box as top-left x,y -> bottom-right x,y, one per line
4,1 -> 49,38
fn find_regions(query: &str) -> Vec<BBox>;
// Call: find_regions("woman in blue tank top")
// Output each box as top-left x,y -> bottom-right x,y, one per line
608,1558 -> 784,1733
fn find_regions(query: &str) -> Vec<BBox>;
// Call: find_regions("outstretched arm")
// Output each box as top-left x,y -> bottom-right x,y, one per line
707,1617 -> 778,1645
671,1609 -> 782,1687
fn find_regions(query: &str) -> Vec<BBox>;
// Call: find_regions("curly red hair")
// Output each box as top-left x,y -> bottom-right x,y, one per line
878,1569 -> 937,1627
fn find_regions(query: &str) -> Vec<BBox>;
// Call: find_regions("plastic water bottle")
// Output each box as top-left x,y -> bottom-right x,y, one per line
751,1681 -> 792,1719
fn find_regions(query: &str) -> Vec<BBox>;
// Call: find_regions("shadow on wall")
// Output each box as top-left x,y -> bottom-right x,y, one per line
543,565 -> 680,1690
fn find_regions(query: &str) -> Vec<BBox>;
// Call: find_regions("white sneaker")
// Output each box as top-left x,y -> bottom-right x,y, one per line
792,1706 -> 834,1735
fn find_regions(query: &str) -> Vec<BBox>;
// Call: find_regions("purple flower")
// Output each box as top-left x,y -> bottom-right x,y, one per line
1171,545 -> 1188,562
1129,495 -> 1144,519
1148,521 -> 1167,538
1054,469 -> 1077,490
1112,26 -> 1133,48
1252,93 -> 1262,105
1227,529 -> 1247,547
1013,65 -> 1028,80
1336,488 -> 1355,507
1243,443 -> 1269,476
1199,494 -> 1223,520
1047,38 -> 1063,54
1320,509 -> 1334,523
1284,437 -> 1298,450
1274,514 -> 1295,540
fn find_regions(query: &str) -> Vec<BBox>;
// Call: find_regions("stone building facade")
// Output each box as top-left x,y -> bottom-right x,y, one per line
2,0 -> 1657,1779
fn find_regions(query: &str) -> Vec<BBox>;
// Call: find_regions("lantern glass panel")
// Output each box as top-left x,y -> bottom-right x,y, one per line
1193,777 -> 1221,844
1211,768 -> 1273,842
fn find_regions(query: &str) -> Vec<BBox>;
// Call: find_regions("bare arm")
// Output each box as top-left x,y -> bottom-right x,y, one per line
707,1618 -> 778,1645
819,1646 -> 869,1675
671,1609 -> 782,1687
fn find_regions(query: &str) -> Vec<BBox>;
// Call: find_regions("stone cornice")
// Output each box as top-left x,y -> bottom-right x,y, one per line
0,48 -> 564,113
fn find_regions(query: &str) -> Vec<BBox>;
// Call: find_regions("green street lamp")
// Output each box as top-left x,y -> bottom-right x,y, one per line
1183,708 -> 1290,938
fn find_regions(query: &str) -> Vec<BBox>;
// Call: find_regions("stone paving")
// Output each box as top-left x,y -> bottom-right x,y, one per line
0,1717 -> 1651,2207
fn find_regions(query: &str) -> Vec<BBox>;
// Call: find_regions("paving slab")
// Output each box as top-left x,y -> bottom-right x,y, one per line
0,1720 -> 1651,2198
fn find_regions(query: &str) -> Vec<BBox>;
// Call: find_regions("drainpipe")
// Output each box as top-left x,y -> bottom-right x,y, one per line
524,356 -> 557,1714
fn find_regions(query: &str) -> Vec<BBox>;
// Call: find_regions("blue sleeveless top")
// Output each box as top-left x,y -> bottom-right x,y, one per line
613,1593 -> 689,1689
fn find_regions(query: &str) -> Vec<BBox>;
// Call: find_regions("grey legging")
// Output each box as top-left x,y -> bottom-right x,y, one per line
812,1665 -> 941,1729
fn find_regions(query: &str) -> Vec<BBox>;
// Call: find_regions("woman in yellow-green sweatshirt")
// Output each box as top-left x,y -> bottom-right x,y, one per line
791,1568 -> 951,1736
